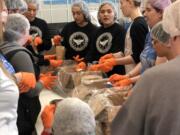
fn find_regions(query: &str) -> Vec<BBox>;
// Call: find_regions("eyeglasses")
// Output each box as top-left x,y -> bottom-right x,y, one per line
152,38 -> 159,46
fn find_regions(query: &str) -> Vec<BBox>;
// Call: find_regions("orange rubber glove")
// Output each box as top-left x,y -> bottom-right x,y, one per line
98,63 -> 114,72
75,61 -> 86,71
34,36 -> 43,46
99,53 -> 114,64
18,72 -> 36,93
114,78 -> 132,87
109,74 -> 128,83
49,59 -> 63,68
44,54 -> 56,60
41,104 -> 56,129
105,57 -> 117,66
73,55 -> 84,63
88,64 -> 101,71
40,73 -> 57,89
53,35 -> 62,45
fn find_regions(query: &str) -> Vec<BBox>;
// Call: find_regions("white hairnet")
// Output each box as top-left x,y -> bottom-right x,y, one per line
4,13 -> 30,42
52,97 -> 96,135
162,0 -> 180,37
151,21 -> 170,45
5,0 -> 27,13
98,1 -> 117,25
72,1 -> 91,22
24,0 -> 40,9
147,0 -> 171,11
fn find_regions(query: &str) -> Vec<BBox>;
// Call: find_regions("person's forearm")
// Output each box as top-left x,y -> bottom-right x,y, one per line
126,63 -> 142,77
116,55 -> 135,65
130,75 -> 141,84
113,51 -> 124,58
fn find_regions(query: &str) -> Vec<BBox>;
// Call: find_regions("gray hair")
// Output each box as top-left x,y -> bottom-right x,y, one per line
24,0 -> 40,10
97,1 -> 118,25
4,13 -> 30,42
5,0 -> 27,13
72,1 -> 91,22
151,21 -> 170,45
52,98 -> 96,135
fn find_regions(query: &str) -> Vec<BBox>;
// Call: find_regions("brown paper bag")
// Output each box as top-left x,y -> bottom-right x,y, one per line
56,46 -> 65,60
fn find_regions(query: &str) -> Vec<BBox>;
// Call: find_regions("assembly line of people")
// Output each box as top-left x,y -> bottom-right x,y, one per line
0,0 -> 180,135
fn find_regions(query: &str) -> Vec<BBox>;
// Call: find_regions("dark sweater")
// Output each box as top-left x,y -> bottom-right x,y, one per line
61,21 -> 97,59
30,17 -> 52,52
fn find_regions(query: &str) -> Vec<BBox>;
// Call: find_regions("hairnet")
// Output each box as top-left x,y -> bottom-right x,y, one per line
24,0 -> 40,10
162,0 -> 180,37
52,97 -> 96,135
5,0 -> 27,13
97,1 -> 117,25
147,0 -> 171,10
151,21 -> 170,45
4,13 -> 30,42
72,1 -> 91,22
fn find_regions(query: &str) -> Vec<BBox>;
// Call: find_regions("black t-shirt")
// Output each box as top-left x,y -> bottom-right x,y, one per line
87,23 -> 125,62
86,22 -> 126,75
30,17 -> 52,52
61,21 -> 97,59
130,17 -> 149,63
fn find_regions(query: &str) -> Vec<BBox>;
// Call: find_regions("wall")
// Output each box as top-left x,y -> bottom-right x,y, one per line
37,0 -> 122,23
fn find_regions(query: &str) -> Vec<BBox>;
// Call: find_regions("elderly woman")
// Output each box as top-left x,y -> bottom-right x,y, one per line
41,98 -> 96,135
23,0 -> 52,52
151,21 -> 174,60
86,1 -> 126,76
112,1 -> 180,135
0,13 -> 57,135
60,1 -> 97,60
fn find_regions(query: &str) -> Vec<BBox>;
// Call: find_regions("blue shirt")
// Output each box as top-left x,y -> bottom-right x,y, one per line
140,32 -> 157,73
0,54 -> 15,74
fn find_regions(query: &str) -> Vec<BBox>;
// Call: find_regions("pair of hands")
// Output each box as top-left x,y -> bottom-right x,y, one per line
44,54 -> 63,68
109,74 -> 132,87
27,36 -> 43,47
88,53 -> 116,73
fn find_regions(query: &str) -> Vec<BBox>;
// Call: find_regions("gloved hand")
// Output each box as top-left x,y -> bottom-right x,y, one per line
114,78 -> 132,87
88,64 -> 101,71
44,54 -> 56,60
41,104 -> 56,129
40,73 -> 57,89
73,55 -> 84,63
99,63 -> 114,72
49,59 -> 63,68
109,74 -> 128,83
99,53 -> 114,64
34,36 -> 43,46
104,57 -> 117,66
17,72 -> 36,93
53,35 -> 62,46
75,61 -> 86,71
